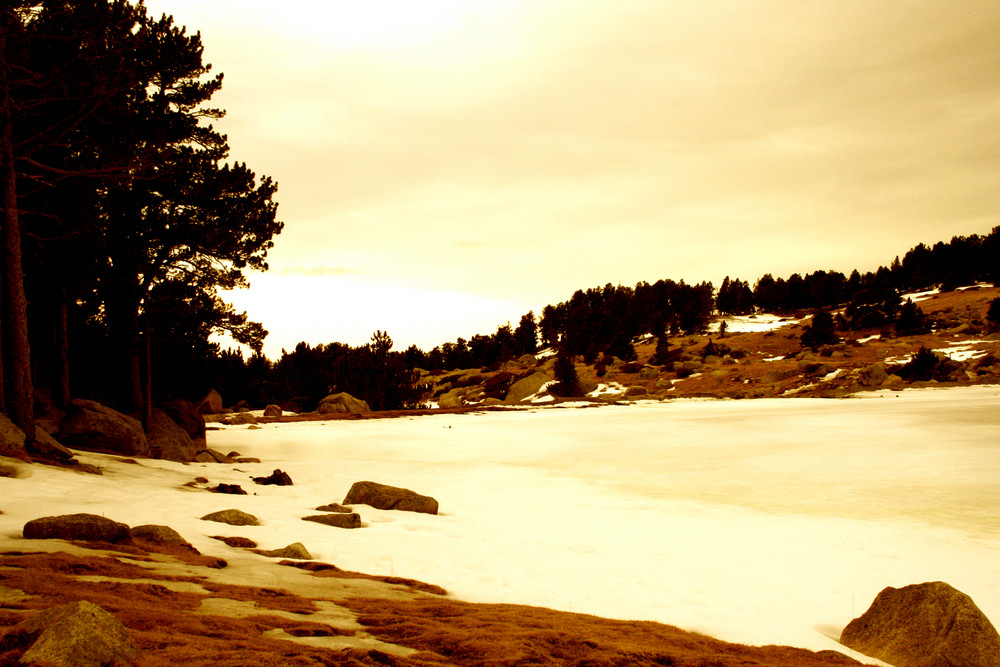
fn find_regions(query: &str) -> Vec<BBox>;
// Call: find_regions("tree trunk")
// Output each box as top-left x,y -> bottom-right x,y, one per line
53,291 -> 70,409
1,111 -> 34,437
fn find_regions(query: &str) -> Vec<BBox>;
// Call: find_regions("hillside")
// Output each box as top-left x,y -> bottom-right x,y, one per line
342,285 -> 1000,419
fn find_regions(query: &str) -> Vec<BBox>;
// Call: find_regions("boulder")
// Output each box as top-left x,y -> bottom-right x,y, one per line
197,388 -> 224,415
517,353 -> 538,367
254,542 -> 313,559
438,387 -> 466,409
623,385 -> 648,399
59,399 -> 149,458
131,524 -> 193,549
146,408 -> 198,463
263,404 -> 283,417
0,413 -> 27,453
343,480 -> 438,515
841,581 -> 1000,667
8,600 -> 140,667
194,448 -> 236,464
200,509 -> 260,526
639,366 -> 660,380
27,426 -> 74,461
226,412 -> 258,425
317,392 -> 371,415
252,469 -> 293,486
859,363 -> 889,387
763,368 -> 798,384
23,513 -> 131,543
504,372 -> 553,404
302,513 -> 362,529
159,399 -> 207,449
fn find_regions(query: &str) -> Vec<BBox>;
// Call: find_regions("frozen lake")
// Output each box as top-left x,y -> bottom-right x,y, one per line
4,385 -> 996,664
208,385 -> 1000,659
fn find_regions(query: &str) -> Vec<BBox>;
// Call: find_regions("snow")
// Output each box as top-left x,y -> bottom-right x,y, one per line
710,313 -> 803,334
3,385 -> 999,665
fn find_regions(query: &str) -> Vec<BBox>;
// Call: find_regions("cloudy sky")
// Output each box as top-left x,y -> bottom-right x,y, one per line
144,0 -> 999,358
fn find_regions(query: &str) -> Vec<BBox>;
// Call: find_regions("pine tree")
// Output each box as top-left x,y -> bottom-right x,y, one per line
800,310 -> 838,349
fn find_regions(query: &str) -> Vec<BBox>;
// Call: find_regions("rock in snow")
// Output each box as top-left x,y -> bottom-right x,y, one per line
200,509 -> 260,526
342,480 -> 438,515
840,581 -> 1000,667
23,513 -> 131,543
302,513 -> 362,529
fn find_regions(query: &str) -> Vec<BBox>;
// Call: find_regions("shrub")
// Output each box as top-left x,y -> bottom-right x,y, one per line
987,298 -> 1000,330
895,298 -> 930,336
801,310 -> 838,349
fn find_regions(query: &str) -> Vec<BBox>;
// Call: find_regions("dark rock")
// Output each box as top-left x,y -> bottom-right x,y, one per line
252,469 -> 293,486
7,600 -> 140,666
27,426 -> 74,461
236,457 -> 262,463
196,388 -> 224,415
159,399 -> 207,449
343,480 -> 439,515
59,399 -> 149,458
225,412 -> 257,426
302,513 -> 362,529
23,513 -> 131,543
0,412 -> 28,454
253,542 -> 312,559
841,581 -> 1000,667
315,503 -> 353,513
200,509 -> 260,526
859,363 -> 889,387
263,404 -> 282,417
213,483 -> 247,495
146,408 -> 198,462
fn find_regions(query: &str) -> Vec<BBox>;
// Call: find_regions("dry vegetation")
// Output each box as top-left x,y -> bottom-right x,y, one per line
0,542 -> 867,666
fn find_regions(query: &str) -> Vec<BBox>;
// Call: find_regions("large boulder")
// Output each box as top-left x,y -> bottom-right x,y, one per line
6,600 -> 141,667
254,542 -> 313,559
196,388 -> 225,415
130,524 -> 193,548
841,581 -> 1000,667
263,404 -> 283,417
159,399 -> 207,449
343,480 -> 438,515
0,412 -> 27,453
504,372 -> 553,404
23,513 -> 131,543
437,387 -> 466,409
59,399 -> 149,457
317,392 -> 371,415
859,363 -> 889,387
27,426 -> 74,461
146,408 -> 198,462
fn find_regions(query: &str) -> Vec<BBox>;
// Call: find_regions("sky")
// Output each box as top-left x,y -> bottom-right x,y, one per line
142,0 -> 1000,359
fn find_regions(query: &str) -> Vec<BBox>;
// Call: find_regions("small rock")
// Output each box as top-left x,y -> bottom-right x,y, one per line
252,469 -> 293,486
200,509 -> 260,526
213,483 -> 247,495
236,457 -> 262,463
211,535 -> 257,548
23,513 -> 131,543
254,542 -> 313,559
302,513 -> 362,529
314,503 -> 353,513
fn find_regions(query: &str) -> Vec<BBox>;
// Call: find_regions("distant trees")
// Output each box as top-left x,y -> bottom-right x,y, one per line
800,310 -> 838,350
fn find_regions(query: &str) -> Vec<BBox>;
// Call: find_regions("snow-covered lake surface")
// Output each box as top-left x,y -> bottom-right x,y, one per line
3,385 -> 999,663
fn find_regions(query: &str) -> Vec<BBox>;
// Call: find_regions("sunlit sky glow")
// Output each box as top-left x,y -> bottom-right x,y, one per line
144,0 -> 1000,358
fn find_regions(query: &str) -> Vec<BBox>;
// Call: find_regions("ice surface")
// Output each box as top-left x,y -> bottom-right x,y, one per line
3,385 -> 998,664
